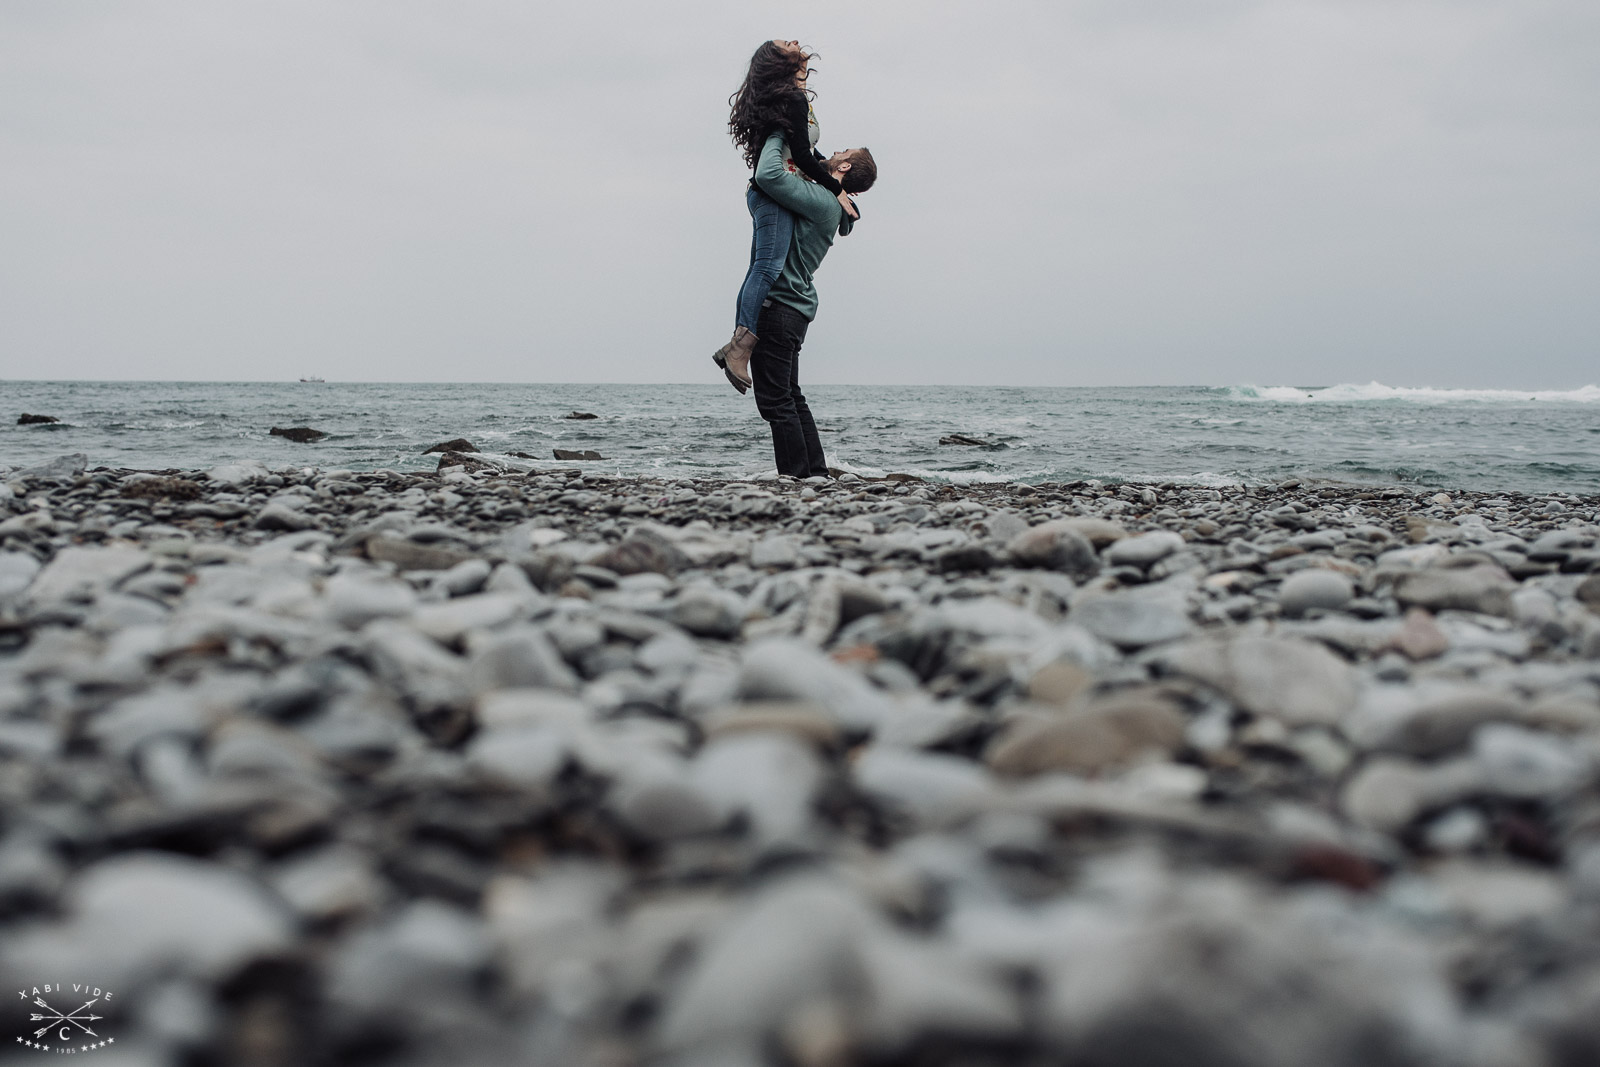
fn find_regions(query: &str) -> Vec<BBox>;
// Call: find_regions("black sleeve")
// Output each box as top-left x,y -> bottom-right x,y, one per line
779,95 -> 843,196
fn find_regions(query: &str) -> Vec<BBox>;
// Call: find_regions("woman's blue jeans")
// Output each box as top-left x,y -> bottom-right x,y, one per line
735,185 -> 794,334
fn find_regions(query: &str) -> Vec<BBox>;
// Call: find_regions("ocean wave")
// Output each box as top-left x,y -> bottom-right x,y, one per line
1218,382 -> 1600,404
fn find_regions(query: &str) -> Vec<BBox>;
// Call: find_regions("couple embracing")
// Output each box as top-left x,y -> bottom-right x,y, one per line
711,39 -> 876,478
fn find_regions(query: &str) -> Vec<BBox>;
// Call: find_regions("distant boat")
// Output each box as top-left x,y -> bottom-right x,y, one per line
298,376 -> 325,383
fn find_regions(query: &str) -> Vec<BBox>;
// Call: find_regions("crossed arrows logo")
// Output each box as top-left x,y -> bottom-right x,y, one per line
29,996 -> 102,1040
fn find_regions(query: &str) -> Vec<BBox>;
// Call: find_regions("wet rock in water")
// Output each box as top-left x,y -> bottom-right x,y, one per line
553,448 -> 605,461
939,433 -> 992,447
436,451 -> 496,473
423,437 -> 479,454
564,411 -> 599,420
17,412 -> 59,424
1007,520 -> 1099,578
269,425 -> 327,443
1278,569 -> 1356,616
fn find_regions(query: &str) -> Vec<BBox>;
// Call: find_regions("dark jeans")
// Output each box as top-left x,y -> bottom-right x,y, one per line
736,186 -> 794,333
752,301 -> 828,478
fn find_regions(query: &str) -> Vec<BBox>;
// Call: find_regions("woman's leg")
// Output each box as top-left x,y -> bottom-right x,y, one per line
735,186 -> 795,333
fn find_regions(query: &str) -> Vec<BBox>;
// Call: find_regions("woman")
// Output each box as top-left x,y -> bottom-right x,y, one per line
715,39 -> 857,393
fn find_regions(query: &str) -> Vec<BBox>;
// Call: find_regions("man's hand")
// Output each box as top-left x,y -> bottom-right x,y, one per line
837,191 -> 858,220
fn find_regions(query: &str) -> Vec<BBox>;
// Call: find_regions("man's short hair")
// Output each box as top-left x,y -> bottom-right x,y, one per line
841,148 -> 876,194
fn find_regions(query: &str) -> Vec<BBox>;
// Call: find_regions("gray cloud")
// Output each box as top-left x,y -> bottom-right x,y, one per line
1,0 -> 1594,387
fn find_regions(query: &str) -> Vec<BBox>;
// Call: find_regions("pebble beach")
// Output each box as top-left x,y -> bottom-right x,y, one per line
4,448 -> 1600,1065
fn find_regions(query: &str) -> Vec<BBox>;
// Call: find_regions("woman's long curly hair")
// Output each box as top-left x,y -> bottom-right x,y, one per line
728,41 -> 813,169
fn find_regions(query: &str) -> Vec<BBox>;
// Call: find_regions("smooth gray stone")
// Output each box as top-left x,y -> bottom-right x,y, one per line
0,551 -> 41,599
750,534 -> 801,570
270,845 -> 384,921
853,746 -> 994,828
611,767 -> 724,841
635,631 -> 700,675
1279,569 -> 1356,617
412,592 -> 524,643
324,572 -> 417,628
1104,530 -> 1185,567
88,686 -> 212,758
0,852 -> 291,987
1340,756 -> 1483,833
327,900 -> 493,1015
1527,528 -> 1591,561
737,638 -> 895,731
1155,635 -> 1358,726
692,732 -> 823,846
465,725 -> 569,791
673,586 -> 746,639
978,511 -> 1029,544
1473,723 -> 1588,798
656,877 -> 877,1054
1006,521 -> 1099,578
1393,564 -> 1515,617
438,558 -> 492,596
0,834 -> 68,907
467,627 -> 579,693
1072,587 -> 1192,649
254,501 -> 317,531
1345,685 -> 1526,757
25,544 -> 151,606
206,461 -> 269,485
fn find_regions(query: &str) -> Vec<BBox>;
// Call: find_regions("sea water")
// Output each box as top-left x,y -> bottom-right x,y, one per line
3,380 -> 1597,494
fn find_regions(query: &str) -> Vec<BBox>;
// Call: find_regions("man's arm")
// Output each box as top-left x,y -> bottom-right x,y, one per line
753,131 -> 840,225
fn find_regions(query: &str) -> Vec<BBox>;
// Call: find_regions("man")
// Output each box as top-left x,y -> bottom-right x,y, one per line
748,132 -> 877,478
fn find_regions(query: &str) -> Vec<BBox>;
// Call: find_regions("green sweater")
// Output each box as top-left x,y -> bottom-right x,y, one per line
753,131 -> 855,322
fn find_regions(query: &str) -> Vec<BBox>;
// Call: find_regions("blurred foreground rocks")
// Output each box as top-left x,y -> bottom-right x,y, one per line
2,457 -> 1600,1064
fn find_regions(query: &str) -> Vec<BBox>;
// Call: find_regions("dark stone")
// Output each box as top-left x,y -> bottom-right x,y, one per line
508,451 -> 536,459
270,426 -> 327,443
564,412 -> 599,420
436,452 -> 495,473
590,529 -> 690,576
1577,574 -> 1600,613
936,544 -> 999,572
423,438 -> 478,454
17,413 -> 59,425
940,434 -> 991,447
365,535 -> 473,572
553,449 -> 604,461
121,477 -> 203,501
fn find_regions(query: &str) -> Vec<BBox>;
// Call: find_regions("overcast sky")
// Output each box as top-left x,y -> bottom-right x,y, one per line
2,0 -> 1595,387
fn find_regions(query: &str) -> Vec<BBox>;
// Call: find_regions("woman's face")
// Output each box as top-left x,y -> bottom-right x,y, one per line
772,39 -> 802,58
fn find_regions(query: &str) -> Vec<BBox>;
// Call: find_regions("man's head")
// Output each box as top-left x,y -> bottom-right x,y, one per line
826,148 -> 876,194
